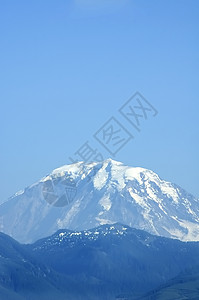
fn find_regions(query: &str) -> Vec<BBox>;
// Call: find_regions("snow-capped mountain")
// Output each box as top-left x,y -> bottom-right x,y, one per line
0,159 -> 199,243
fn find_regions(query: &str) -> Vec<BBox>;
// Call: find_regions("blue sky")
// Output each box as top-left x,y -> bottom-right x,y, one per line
0,0 -> 198,201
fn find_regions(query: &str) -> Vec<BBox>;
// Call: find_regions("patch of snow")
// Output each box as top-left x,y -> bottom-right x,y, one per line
125,167 -> 146,185
70,232 -> 81,236
95,217 -> 114,225
93,167 -> 108,190
13,190 -> 24,197
128,188 -> 150,210
99,195 -> 112,211
57,200 -> 81,228
59,232 -> 65,237
159,182 -> 179,204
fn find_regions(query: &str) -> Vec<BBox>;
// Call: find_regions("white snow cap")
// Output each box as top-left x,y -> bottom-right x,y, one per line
1,158 -> 199,244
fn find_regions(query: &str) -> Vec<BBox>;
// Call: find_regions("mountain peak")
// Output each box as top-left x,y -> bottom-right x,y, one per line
0,160 -> 198,243
103,158 -> 123,165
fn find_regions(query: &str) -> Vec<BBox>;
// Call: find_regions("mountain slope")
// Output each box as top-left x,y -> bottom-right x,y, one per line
0,159 -> 199,243
141,268 -> 199,300
0,233 -> 79,300
1,225 -> 199,299
27,223 -> 199,299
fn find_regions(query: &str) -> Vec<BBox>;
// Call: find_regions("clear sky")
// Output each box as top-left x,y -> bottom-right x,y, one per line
0,0 -> 198,202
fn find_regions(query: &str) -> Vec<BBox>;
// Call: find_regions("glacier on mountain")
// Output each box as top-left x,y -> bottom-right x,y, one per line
0,159 -> 198,243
